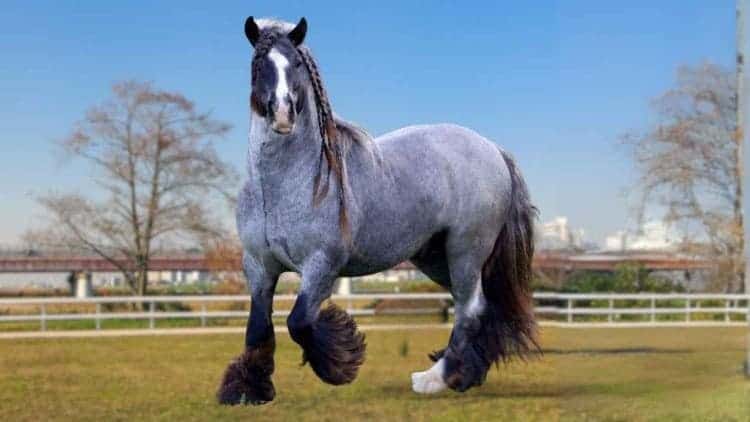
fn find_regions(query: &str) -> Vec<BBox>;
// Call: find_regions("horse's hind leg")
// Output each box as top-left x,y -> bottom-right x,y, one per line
414,221 -> 538,393
411,274 -> 488,393
411,234 -> 495,394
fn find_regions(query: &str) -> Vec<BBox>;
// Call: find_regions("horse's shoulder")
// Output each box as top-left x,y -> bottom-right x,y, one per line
237,181 -> 261,210
236,181 -> 267,250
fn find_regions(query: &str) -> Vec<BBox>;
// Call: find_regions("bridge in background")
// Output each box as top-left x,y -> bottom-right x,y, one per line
0,255 -> 209,273
0,251 -> 716,273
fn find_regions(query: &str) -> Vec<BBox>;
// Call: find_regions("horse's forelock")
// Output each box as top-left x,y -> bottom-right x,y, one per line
255,18 -> 296,33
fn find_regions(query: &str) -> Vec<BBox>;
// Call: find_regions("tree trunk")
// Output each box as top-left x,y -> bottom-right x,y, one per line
135,258 -> 148,311
136,268 -> 147,296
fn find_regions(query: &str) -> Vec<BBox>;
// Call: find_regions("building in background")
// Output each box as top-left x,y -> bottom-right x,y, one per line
538,216 -> 587,250
604,221 -> 677,252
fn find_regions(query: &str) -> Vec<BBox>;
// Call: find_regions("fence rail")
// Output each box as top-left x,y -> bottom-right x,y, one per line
0,293 -> 748,333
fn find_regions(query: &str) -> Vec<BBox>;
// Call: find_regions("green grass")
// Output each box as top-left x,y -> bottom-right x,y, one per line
0,327 -> 748,421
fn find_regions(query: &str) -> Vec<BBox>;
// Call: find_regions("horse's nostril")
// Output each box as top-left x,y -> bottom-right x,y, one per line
272,123 -> 293,134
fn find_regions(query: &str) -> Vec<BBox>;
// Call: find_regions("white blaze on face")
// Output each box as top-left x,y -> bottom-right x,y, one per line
268,48 -> 290,103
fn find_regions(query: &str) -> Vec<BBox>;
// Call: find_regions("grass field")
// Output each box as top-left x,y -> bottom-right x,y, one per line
0,327 -> 748,421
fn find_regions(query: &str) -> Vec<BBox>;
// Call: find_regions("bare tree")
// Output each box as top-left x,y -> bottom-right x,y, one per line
622,62 -> 744,291
204,238 -> 245,294
29,80 -> 235,295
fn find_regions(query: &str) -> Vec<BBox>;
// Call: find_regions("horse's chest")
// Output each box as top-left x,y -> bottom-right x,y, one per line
237,188 -> 319,271
264,204 -> 328,268
264,212 -> 300,269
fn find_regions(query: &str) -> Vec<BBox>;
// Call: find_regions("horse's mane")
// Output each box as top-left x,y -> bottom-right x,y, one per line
253,19 -> 371,240
332,114 -> 373,145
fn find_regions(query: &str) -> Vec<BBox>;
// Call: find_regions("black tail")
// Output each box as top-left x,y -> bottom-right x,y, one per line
481,149 -> 539,362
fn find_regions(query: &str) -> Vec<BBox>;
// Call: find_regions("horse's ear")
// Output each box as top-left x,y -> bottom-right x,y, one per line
288,17 -> 307,46
245,16 -> 260,46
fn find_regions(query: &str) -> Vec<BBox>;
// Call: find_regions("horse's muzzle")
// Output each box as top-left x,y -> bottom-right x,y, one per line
271,122 -> 293,134
269,95 -> 295,135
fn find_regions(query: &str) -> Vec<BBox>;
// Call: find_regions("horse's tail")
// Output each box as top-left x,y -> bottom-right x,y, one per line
480,149 -> 539,362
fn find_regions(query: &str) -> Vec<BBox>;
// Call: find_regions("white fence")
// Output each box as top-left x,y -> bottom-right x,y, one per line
0,293 -> 748,333
533,292 -> 749,327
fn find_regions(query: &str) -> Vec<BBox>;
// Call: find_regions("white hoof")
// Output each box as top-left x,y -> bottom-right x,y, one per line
411,358 -> 447,394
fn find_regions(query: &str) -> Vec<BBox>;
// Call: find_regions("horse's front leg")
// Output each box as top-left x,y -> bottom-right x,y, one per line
287,254 -> 366,385
217,254 -> 281,405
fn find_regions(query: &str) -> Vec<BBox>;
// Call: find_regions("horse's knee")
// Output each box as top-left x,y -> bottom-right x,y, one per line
286,295 -> 313,345
286,313 -> 309,339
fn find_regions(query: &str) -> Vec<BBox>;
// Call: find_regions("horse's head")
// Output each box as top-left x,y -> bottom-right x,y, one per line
245,17 -> 308,135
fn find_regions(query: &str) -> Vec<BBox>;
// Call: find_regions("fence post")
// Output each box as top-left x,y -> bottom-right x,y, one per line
95,303 -> 101,330
685,298 -> 691,323
650,297 -> 656,323
608,299 -> 613,323
201,303 -> 207,327
149,301 -> 155,329
337,278 -> 353,313
567,298 -> 573,323
725,298 -> 731,323
40,304 -> 46,332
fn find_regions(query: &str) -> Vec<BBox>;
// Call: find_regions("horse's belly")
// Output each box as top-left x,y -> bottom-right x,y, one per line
340,226 -> 437,277
339,254 -> 405,277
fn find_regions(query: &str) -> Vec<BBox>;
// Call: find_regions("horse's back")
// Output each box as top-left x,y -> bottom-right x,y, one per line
374,123 -> 512,219
376,123 -> 500,157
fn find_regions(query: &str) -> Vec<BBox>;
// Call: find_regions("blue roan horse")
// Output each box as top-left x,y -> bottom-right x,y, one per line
218,17 -> 539,405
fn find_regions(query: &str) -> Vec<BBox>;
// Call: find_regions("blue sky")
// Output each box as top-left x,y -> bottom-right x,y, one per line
0,1 -> 739,246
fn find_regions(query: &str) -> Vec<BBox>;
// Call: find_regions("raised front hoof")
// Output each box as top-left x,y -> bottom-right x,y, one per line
217,347 -> 275,406
303,303 -> 366,385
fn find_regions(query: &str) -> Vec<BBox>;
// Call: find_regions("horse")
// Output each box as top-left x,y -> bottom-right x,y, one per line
217,16 -> 539,405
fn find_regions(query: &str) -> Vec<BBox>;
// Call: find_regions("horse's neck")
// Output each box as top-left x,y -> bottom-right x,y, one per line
250,119 -> 320,172
247,101 -> 324,209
